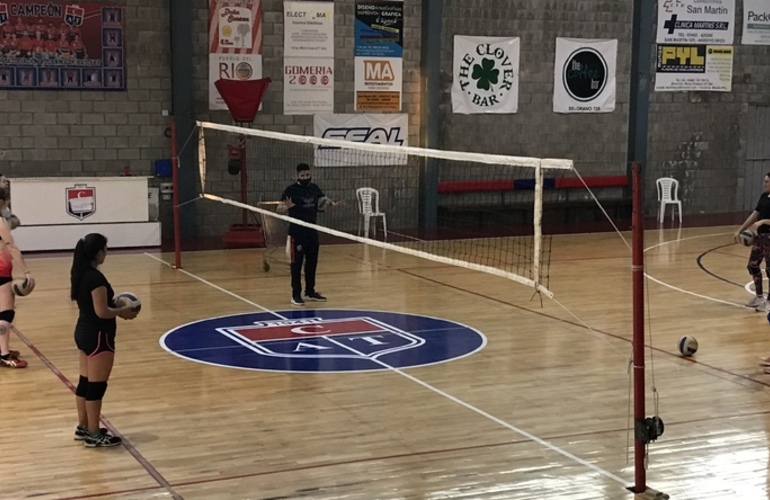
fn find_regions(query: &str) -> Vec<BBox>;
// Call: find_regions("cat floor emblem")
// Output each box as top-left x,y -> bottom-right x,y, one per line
160,309 -> 486,373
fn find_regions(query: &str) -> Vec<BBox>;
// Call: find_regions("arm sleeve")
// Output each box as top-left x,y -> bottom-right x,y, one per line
83,269 -> 108,294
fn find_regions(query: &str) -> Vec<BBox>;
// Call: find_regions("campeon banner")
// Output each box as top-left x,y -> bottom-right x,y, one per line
0,2 -> 126,91
452,35 -> 520,114
209,0 -> 263,110
553,38 -> 617,114
313,113 -> 408,167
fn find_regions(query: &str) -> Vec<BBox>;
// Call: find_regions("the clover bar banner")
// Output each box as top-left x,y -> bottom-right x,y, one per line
0,2 -> 126,91
451,36 -> 520,114
553,38 -> 617,114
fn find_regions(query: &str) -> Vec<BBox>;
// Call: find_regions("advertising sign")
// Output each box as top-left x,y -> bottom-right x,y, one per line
209,0 -> 263,110
657,0 -> 735,45
0,2 -> 126,91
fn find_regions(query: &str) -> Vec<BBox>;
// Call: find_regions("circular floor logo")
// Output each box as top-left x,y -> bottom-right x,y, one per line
562,47 -> 607,102
160,309 -> 487,373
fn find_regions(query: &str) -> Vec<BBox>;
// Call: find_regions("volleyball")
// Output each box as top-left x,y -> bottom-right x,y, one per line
318,196 -> 332,211
11,278 -> 34,296
677,336 -> 698,357
115,292 -> 141,313
739,229 -> 756,246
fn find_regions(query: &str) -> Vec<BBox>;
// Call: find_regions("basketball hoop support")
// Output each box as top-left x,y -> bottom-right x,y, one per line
214,78 -> 271,248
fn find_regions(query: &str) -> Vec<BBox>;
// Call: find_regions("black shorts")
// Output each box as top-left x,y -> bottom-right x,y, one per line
0,277 -> 11,286
74,324 -> 116,356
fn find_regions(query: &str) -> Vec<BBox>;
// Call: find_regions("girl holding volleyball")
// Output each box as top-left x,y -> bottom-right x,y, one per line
70,233 -> 137,447
734,172 -> 770,312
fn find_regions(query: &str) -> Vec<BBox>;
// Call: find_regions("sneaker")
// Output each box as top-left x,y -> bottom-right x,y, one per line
6,350 -> 19,359
291,296 -> 305,306
84,432 -> 122,448
0,356 -> 27,368
757,300 -> 770,312
305,291 -> 327,302
74,426 -> 108,441
745,296 -> 765,308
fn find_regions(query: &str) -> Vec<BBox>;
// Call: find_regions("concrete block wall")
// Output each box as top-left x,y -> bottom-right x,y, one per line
1,0 -> 769,240
0,1 -> 172,178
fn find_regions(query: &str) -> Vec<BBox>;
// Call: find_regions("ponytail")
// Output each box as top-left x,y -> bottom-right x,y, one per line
70,233 -> 107,300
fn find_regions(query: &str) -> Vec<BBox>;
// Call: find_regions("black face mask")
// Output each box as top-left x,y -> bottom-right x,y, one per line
298,177 -> 311,186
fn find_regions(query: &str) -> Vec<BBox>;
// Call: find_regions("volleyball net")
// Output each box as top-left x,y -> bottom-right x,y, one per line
196,120 -> 574,297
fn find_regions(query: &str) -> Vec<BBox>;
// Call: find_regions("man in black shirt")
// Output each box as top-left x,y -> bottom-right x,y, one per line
278,163 -> 337,306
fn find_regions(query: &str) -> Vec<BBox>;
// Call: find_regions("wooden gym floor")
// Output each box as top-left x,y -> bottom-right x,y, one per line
4,224 -> 770,500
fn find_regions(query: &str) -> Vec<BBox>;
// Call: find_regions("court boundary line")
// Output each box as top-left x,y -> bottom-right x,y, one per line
10,325 -> 184,500
144,252 -> 631,489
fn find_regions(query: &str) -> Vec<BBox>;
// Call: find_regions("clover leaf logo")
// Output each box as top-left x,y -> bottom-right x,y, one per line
471,58 -> 499,92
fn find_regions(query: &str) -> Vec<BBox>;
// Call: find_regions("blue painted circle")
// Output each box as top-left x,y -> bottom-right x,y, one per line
160,309 -> 487,373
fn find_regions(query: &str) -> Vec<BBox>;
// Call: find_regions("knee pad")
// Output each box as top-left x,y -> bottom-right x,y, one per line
85,381 -> 108,401
76,376 -> 88,398
748,265 -> 761,276
0,309 -> 15,324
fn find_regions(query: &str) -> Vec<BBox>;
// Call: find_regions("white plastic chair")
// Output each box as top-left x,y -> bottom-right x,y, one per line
356,187 -> 387,241
656,177 -> 682,224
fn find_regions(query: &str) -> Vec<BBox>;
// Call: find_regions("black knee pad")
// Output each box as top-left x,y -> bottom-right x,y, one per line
748,265 -> 761,276
85,381 -> 108,401
0,309 -> 15,324
76,376 -> 88,398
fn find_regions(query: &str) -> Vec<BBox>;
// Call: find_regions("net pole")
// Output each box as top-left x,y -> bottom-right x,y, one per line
171,117 -> 182,269
631,161 -> 646,492
533,162 -> 543,289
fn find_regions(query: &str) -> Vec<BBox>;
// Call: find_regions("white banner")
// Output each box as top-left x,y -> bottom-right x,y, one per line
742,0 -> 770,45
354,57 -> 403,111
209,1 -> 263,110
657,0 -> 735,45
313,114 -> 408,167
655,45 -> 733,91
553,38 -> 616,114
451,36 -> 519,114
284,58 -> 334,114
284,1 -> 334,58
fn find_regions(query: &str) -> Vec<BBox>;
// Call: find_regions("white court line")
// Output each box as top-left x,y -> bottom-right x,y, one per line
143,251 -> 630,487
643,231 -> 746,309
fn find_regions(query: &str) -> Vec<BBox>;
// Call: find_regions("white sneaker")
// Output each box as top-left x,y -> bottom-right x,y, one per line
745,296 -> 765,308
757,300 -> 770,312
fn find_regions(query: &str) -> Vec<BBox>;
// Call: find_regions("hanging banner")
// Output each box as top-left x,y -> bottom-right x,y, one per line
283,58 -> 334,114
209,0 -> 263,110
654,44 -> 733,91
451,36 -> 519,114
283,1 -> 334,115
354,0 -> 403,112
0,3 -> 126,91
742,0 -> 770,45
657,0 -> 735,45
284,1 -> 334,58
553,38 -> 617,113
313,113 -> 408,166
